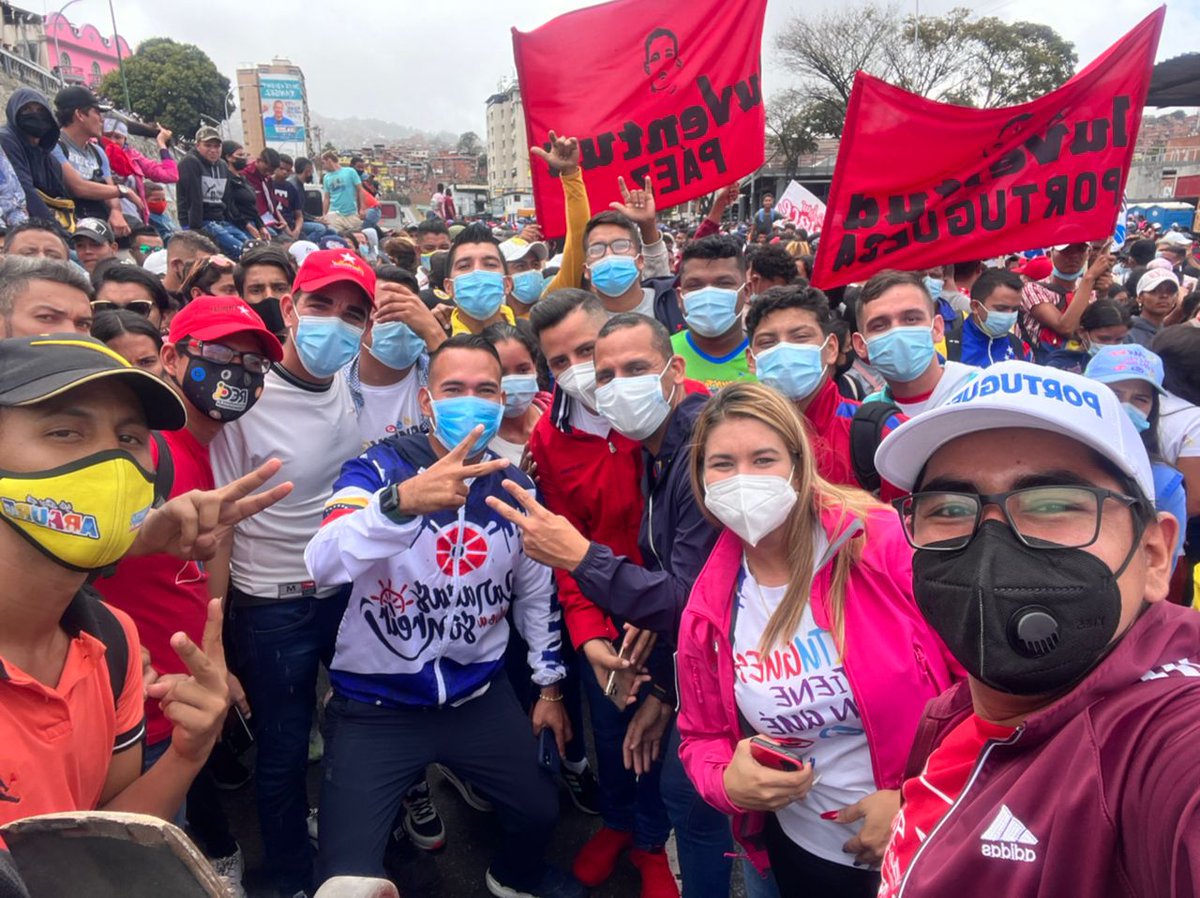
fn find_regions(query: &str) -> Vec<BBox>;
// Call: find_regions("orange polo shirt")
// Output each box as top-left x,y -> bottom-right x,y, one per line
0,594 -> 144,829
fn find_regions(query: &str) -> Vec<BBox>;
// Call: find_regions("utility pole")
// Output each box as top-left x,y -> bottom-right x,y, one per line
107,0 -> 131,110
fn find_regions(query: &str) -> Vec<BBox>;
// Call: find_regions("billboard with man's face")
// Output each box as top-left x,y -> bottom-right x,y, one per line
260,74 -> 306,148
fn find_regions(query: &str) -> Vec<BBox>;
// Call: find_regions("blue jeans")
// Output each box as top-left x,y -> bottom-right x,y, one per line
319,679 -> 558,890
148,211 -> 177,241
200,221 -> 252,259
742,859 -> 782,898
361,207 -> 381,230
661,724 -> 733,898
581,665 -> 670,850
227,589 -> 349,895
300,220 -> 335,242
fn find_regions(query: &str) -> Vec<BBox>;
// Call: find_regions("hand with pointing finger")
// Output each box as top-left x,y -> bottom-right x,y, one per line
485,478 -> 592,571
145,598 -> 231,765
396,425 -> 511,517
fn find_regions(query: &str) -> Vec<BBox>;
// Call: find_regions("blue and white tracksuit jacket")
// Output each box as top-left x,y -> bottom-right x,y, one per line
304,432 -> 565,709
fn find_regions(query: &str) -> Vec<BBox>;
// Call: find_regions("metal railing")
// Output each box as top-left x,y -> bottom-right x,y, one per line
0,45 -> 61,94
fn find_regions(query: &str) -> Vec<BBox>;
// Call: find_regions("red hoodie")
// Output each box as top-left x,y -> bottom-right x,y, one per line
801,378 -> 906,501
883,601 -> 1200,897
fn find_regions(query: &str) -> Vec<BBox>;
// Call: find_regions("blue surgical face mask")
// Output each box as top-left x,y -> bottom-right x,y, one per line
754,340 -> 828,401
1121,401 -> 1151,433
511,270 -> 544,305
430,395 -> 504,455
368,320 -> 425,370
588,255 -> 640,298
1086,340 -> 1104,357
923,276 -> 944,300
294,315 -> 363,378
501,373 -> 539,418
865,325 -> 935,383
977,307 -> 1019,339
453,270 -> 506,321
682,286 -> 740,338
1052,264 -> 1084,282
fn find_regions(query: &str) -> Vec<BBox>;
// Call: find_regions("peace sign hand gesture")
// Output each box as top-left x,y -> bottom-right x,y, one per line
146,599 -> 231,765
397,425 -> 510,516
130,459 -> 294,560
485,478 -> 592,571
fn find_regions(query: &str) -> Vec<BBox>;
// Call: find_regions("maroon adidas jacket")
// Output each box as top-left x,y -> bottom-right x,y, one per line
890,600 -> 1200,897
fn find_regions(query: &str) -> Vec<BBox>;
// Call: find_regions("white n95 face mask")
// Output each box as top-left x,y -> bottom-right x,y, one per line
704,473 -> 798,547
556,361 -> 597,408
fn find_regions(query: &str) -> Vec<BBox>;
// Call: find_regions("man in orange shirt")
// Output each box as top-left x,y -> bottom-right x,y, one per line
0,334 -> 288,832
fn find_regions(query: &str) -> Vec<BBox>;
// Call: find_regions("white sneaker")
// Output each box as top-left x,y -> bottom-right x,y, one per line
307,807 -> 319,847
209,845 -> 246,898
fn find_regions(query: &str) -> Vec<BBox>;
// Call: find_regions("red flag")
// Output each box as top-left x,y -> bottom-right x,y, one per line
812,8 -> 1164,290
512,0 -> 767,239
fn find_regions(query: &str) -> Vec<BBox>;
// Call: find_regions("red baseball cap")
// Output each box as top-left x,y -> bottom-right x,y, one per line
292,248 -> 377,307
1017,255 -> 1052,282
168,296 -> 284,362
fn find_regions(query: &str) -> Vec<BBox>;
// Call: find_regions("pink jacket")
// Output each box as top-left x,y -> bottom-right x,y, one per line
125,144 -> 179,224
676,505 -> 963,871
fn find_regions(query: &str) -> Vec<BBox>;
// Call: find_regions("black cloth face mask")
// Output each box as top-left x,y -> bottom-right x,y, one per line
913,519 -> 1141,696
249,297 -> 286,335
179,356 -> 264,422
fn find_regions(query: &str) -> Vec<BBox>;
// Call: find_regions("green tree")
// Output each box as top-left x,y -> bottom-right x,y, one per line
766,89 -> 828,179
775,4 -> 1077,137
98,38 -> 230,138
457,131 -> 482,155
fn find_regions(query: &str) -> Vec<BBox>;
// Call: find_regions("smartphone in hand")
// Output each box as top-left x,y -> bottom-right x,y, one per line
749,736 -> 809,773
536,727 -> 561,775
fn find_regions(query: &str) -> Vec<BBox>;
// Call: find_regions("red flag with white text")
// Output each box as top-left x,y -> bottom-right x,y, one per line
512,0 -> 767,238
811,8 -> 1164,289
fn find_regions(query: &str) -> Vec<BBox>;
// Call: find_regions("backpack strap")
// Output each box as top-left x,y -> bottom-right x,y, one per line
850,400 -> 902,494
151,431 -> 174,506
1007,333 -> 1024,360
78,591 -> 129,713
943,317 -> 964,363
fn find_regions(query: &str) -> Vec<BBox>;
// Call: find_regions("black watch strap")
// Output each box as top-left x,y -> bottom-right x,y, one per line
379,483 -> 412,525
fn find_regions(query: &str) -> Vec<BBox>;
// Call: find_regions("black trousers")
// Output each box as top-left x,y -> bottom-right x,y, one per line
763,813 -> 880,898
317,676 -> 558,890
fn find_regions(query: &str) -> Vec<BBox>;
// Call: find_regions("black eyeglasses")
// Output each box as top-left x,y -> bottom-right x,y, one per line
892,485 -> 1141,551
92,299 -> 154,317
182,339 -> 271,375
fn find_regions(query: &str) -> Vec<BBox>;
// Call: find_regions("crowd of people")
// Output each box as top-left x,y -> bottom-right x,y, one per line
0,107 -> 1196,898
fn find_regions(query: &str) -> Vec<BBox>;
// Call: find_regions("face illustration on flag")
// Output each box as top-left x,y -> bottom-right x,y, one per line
512,0 -> 768,238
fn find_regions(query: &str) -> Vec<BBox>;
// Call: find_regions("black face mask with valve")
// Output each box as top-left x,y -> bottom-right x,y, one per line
913,519 -> 1141,696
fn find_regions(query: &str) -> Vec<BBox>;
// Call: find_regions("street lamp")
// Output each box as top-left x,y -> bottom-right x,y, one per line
50,0 -> 83,86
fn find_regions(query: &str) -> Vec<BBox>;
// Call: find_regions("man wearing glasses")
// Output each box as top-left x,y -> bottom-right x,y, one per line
582,201 -> 682,332
873,360 -> 1200,897
93,262 -> 172,330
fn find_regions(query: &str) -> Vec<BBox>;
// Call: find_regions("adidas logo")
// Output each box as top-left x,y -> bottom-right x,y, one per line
979,804 -> 1038,863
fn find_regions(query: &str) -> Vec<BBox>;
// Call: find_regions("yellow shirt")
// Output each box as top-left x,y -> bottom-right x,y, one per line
544,168 -> 590,293
451,303 -> 516,335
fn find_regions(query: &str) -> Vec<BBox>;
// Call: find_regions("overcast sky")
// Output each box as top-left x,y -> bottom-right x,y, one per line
45,0 -> 1198,135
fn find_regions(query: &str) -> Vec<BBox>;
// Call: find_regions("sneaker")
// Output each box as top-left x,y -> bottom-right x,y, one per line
630,847 -> 680,898
401,779 -> 447,851
434,763 -> 494,812
485,866 -> 584,898
559,765 -> 600,816
208,845 -> 246,898
571,826 -> 633,887
306,807 -> 319,847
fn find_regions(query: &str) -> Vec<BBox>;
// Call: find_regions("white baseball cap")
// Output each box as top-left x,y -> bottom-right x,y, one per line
499,236 -> 548,264
1137,268 -> 1179,295
288,240 -> 320,266
141,247 -> 168,276
874,360 -> 1154,501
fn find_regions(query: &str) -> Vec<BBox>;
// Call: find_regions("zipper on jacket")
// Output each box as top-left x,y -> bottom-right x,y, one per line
647,492 -> 664,569
895,727 -> 1024,897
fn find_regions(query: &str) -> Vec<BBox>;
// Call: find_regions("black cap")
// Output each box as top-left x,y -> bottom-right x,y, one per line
0,334 -> 185,430
71,217 -> 115,245
54,85 -> 111,115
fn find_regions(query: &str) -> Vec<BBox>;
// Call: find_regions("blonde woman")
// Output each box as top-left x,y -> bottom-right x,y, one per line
676,383 -> 961,896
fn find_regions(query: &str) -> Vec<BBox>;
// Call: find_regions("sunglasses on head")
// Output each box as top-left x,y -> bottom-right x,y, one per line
198,254 -> 236,271
92,299 -> 155,316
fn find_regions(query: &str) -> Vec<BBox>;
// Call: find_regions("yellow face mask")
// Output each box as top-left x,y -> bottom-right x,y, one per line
0,450 -> 155,572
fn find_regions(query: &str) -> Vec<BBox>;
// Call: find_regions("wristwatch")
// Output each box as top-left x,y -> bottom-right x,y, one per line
116,184 -> 130,199
379,483 -> 412,525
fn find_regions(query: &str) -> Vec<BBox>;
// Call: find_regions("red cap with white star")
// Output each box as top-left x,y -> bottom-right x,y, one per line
292,248 -> 377,307
168,295 -> 284,361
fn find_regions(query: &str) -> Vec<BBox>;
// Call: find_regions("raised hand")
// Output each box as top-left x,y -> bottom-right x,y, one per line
397,425 -> 510,516
374,281 -> 444,347
708,183 -> 740,221
146,599 -> 231,764
531,130 -> 580,177
485,478 -> 592,570
131,458 -> 294,560
610,175 -> 657,238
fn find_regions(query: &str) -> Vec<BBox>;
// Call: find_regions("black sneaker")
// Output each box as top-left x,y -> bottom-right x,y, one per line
559,765 -> 600,816
434,763 -> 495,812
400,779 -> 446,851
